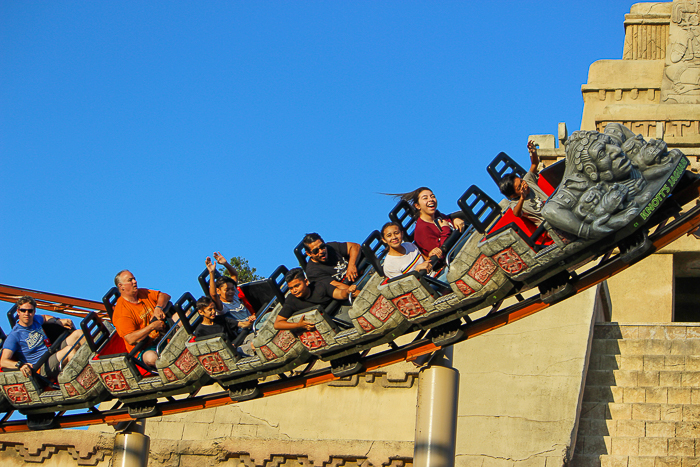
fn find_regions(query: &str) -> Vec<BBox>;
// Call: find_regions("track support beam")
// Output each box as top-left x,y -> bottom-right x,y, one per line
113,420 -> 150,467
413,347 -> 459,467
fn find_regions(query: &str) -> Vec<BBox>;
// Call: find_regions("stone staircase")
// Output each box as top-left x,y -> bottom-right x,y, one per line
572,323 -> 700,467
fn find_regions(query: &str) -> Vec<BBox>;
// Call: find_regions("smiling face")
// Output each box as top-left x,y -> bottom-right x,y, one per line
382,224 -> 404,250
216,282 -> 237,303
17,304 -> 36,327
287,278 -> 311,299
415,189 -> 437,218
198,303 -> 217,322
305,239 -> 328,263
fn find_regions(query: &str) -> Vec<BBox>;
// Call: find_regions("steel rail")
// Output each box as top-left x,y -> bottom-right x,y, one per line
1,183 -> 699,433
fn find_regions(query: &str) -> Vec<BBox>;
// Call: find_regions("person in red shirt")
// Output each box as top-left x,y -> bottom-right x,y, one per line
111,270 -> 171,367
392,187 -> 466,268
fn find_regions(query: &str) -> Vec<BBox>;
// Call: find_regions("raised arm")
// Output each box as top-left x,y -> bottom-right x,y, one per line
528,140 -> 540,174
213,252 -> 238,283
206,256 -> 223,311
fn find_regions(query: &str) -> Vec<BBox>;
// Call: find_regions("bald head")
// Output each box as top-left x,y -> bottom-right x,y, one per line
114,269 -> 131,287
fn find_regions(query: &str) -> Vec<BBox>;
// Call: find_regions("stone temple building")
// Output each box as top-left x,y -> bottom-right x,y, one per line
0,1 -> 699,465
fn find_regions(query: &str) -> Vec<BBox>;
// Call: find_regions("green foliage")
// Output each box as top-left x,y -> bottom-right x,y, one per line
220,256 -> 264,283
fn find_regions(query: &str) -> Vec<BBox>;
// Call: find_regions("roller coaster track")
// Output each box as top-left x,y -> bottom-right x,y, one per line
1,180 -> 700,433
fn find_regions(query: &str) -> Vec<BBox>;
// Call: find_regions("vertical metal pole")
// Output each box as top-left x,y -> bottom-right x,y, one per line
113,420 -> 150,467
413,347 -> 459,467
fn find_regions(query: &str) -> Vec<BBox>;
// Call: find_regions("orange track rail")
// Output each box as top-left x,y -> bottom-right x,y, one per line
1,182 -> 699,433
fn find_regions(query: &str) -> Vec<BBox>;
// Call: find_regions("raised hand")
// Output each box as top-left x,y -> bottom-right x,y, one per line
205,257 -> 216,273
213,252 -> 228,265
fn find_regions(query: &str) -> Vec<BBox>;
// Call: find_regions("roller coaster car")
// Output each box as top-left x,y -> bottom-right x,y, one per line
259,230 -> 421,378
85,288 -> 207,418
0,326 -> 17,415
0,305 -> 110,430
186,266 -> 313,401
453,132 -> 691,305
378,195 -> 516,345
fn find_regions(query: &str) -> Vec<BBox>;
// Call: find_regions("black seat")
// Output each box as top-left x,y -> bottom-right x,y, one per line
457,185 -> 502,234
487,152 -> 526,187
388,199 -> 417,242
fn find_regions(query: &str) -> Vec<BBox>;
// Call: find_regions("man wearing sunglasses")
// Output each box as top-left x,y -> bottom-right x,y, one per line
302,233 -> 361,291
1,296 -> 84,379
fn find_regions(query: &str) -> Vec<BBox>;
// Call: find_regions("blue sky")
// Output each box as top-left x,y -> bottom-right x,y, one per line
1,1 -> 635,324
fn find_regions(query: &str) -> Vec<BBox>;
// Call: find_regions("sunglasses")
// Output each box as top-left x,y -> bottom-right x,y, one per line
310,243 -> 327,255
18,308 -> 35,314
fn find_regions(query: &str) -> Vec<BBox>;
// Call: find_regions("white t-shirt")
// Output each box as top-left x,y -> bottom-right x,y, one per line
383,243 -> 425,279
219,291 -> 251,321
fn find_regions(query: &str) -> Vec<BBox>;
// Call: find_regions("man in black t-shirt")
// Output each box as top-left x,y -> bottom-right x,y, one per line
274,268 -> 358,331
302,233 -> 361,291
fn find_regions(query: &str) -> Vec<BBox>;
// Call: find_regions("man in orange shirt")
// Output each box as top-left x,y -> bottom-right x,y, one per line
112,270 -> 171,367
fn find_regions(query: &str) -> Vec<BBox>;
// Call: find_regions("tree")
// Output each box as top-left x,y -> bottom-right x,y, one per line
220,256 -> 264,283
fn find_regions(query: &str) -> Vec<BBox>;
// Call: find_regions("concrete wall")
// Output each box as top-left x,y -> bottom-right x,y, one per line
453,287 -> 602,467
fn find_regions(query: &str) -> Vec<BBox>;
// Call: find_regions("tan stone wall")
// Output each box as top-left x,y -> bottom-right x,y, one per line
453,287 -> 603,467
607,254 -> 675,323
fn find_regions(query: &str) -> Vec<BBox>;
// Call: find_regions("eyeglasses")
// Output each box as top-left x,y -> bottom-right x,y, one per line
18,308 -> 35,314
310,243 -> 327,255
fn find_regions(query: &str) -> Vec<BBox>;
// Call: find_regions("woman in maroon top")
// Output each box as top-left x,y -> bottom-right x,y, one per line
398,187 -> 466,265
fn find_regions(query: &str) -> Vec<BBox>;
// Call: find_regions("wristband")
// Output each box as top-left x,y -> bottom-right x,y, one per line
156,305 -> 164,310
15,361 -> 23,369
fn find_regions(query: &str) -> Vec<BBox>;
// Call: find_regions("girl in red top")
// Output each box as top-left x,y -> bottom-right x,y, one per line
395,187 -> 466,266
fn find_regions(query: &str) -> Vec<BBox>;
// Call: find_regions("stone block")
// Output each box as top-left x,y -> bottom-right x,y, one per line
692,389 -> 700,405
682,458 -> 700,467
668,388 -> 691,404
683,405 -> 700,421
661,405 -> 684,421
611,436 -> 639,455
644,356 -> 666,371
645,388 -> 668,404
628,457 -> 655,467
638,371 -> 660,387
687,356 -> 700,371
206,423 -> 232,439
645,421 -> 676,437
657,457 -> 683,467
600,455 -> 630,467
632,403 -> 661,420
619,326 -> 640,340
621,356 -> 644,371
676,421 -> 700,438
682,372 -> 700,387
616,420 -> 644,437
638,437 -> 668,456
665,355 -> 686,370
660,371 -> 682,387
669,438 -> 696,456
615,371 -> 640,387
609,403 -> 633,420
181,422 -> 209,440
624,388 -> 646,403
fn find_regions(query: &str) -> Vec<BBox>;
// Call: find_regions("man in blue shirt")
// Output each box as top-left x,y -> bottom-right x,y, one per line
1,296 -> 84,379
